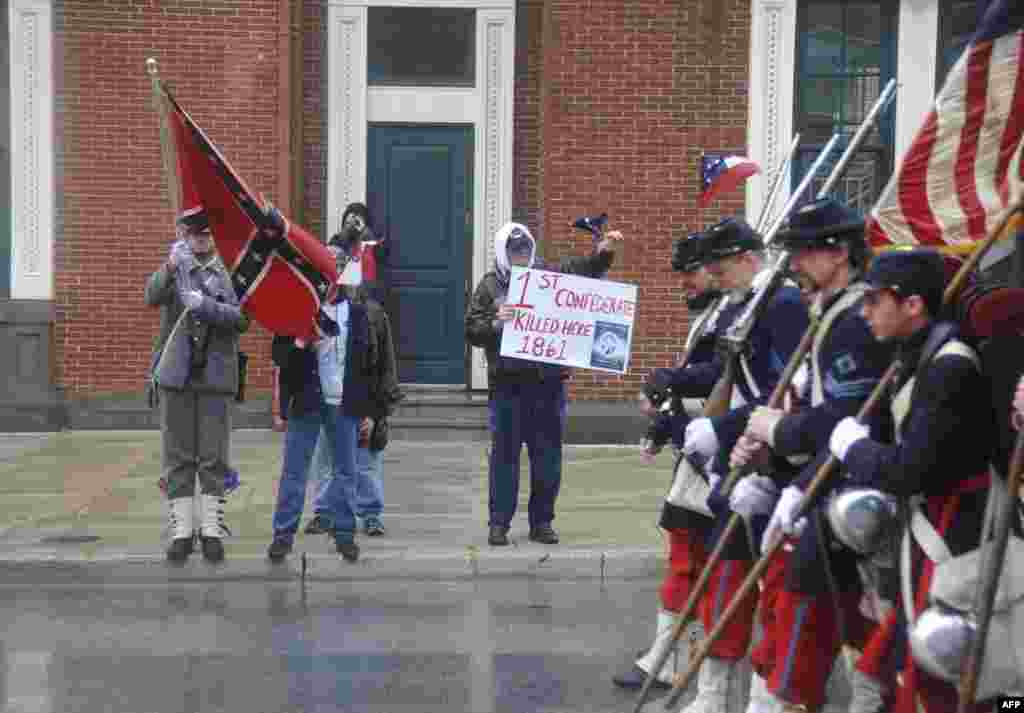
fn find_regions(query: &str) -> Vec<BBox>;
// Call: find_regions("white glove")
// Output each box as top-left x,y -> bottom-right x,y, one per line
683,418 -> 719,458
168,239 -> 192,268
829,417 -> 869,462
182,289 -> 204,311
762,485 -> 806,554
729,475 -> 779,519
707,468 -> 721,493
791,361 -> 810,398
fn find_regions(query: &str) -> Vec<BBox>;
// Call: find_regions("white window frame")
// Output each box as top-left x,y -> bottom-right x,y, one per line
8,0 -> 54,301
746,0 -> 938,222
327,0 -> 515,390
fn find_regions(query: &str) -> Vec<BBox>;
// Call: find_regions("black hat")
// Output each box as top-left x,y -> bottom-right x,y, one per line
864,248 -> 946,315
341,202 -> 370,227
573,213 -> 608,238
774,197 -> 865,250
701,218 -> 763,262
671,232 -> 708,272
176,207 -> 210,234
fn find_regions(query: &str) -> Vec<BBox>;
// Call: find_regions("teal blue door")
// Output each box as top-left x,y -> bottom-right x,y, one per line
367,125 -> 473,384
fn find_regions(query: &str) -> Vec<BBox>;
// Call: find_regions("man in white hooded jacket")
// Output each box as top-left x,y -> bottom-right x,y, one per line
465,222 -> 621,546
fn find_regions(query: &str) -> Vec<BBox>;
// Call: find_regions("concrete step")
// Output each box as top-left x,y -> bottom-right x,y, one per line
63,388 -> 491,441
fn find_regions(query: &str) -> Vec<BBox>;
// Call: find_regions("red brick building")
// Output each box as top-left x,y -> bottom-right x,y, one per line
0,0 -> 1000,432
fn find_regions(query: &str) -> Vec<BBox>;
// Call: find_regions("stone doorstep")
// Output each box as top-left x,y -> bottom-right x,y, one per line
0,545 -> 663,582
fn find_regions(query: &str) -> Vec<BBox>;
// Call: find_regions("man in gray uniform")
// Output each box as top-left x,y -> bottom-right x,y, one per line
145,207 -> 249,563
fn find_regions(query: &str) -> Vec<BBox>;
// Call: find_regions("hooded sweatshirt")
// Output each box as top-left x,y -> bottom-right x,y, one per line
465,221 -> 614,385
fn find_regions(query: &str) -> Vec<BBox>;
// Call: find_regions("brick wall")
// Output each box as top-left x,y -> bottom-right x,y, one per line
53,0 -> 750,401
54,0 -> 286,396
525,0 -> 751,401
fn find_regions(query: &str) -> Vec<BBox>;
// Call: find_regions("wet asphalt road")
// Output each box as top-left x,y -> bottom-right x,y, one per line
0,572 -> 688,713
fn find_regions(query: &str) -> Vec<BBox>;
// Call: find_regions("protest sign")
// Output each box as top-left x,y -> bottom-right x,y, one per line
498,267 -> 638,374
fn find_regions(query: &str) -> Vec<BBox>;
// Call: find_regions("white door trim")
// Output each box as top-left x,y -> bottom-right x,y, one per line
9,0 -> 55,301
327,0 -> 514,390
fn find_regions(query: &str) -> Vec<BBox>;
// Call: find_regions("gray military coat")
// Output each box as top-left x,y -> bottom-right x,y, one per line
145,254 -> 249,396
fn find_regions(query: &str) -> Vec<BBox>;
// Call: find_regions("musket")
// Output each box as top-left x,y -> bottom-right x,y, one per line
632,139 -> 838,711
662,195 -> 1020,712
698,131 -> 841,421
655,132 -> 801,411
635,81 -> 900,713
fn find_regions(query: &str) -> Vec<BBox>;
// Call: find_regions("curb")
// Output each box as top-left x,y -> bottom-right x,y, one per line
0,546 -> 664,583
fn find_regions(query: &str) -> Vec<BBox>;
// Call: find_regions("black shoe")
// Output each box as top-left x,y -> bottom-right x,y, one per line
166,537 -> 193,563
488,526 -> 509,546
304,514 -> 328,535
528,524 -> 559,544
612,665 -> 671,691
336,540 -> 360,562
200,536 -> 224,563
363,517 -> 386,537
267,537 -> 293,563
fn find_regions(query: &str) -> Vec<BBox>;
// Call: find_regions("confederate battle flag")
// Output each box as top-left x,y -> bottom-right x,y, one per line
160,84 -> 339,343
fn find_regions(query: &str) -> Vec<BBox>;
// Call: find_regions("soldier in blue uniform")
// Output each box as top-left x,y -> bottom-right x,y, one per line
822,249 -> 996,713
726,198 -> 896,713
675,218 -> 810,713
614,230 -> 732,691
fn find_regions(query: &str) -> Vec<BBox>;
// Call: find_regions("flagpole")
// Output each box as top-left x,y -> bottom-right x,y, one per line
146,58 -> 181,222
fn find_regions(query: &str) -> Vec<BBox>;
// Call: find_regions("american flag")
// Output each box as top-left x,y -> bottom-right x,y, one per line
868,0 -> 1024,247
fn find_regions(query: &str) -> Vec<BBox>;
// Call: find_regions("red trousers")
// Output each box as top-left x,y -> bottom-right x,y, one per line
698,552 -> 787,660
660,529 -> 710,612
751,543 -> 874,710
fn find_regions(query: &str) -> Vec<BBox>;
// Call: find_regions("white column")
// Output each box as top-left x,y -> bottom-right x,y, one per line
895,0 -> 939,159
9,0 -> 54,301
327,2 -> 368,236
746,0 -> 796,227
472,7 -> 515,391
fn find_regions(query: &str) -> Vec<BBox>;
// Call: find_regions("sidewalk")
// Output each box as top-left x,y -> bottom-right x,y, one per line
0,431 -> 671,581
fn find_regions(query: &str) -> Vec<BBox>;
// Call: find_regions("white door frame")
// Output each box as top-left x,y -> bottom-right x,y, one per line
327,0 -> 515,390
746,0 -> 939,222
8,0 -> 55,301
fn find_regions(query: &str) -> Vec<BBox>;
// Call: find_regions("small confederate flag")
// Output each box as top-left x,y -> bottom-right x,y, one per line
699,155 -> 761,208
869,0 -> 1024,248
162,85 -> 339,342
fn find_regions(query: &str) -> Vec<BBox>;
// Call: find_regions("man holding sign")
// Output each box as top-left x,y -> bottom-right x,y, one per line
465,222 -> 623,546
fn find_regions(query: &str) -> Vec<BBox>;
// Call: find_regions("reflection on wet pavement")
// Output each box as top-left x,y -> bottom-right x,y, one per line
0,578 -> 685,713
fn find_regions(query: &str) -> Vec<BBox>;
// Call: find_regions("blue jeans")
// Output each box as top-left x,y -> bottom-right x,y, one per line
311,432 -> 384,519
272,400 -> 359,543
487,380 -> 565,529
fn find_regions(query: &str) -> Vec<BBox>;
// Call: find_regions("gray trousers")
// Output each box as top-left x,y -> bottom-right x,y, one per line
159,388 -> 231,499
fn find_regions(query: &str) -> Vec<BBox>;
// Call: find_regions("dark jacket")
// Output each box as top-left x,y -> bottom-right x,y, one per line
464,251 -> 614,386
271,299 -> 377,420
346,285 -> 403,418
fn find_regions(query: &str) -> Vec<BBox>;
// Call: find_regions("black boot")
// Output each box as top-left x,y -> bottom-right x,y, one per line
166,537 -> 193,563
200,536 -> 224,563
488,526 -> 510,546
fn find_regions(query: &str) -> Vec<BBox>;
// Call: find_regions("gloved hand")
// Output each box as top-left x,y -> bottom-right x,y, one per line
745,407 -> 785,446
683,417 -> 719,458
168,239 -> 192,268
762,485 -> 806,554
729,474 -> 779,519
182,289 -> 204,311
829,417 -> 869,462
